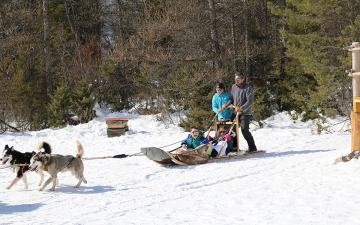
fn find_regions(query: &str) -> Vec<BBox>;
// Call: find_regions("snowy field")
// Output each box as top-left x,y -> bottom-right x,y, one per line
0,108 -> 358,225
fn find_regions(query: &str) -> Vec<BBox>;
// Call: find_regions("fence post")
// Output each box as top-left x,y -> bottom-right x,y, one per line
347,42 -> 360,151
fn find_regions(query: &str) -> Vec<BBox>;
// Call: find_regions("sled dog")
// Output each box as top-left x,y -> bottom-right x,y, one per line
29,140 -> 87,191
1,142 -> 51,189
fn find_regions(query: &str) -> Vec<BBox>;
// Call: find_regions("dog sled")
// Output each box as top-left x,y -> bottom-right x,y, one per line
141,110 -> 266,166
140,144 -> 266,166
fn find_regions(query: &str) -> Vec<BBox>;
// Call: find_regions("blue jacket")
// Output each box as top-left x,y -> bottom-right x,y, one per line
181,132 -> 209,149
212,92 -> 233,120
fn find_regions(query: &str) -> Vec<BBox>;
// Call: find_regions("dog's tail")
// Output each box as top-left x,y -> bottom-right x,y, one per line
76,140 -> 84,158
35,141 -> 52,154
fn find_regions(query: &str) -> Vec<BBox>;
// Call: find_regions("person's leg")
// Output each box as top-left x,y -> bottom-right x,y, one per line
240,115 -> 257,151
213,140 -> 227,156
225,139 -> 233,154
230,113 -> 238,148
209,149 -> 218,157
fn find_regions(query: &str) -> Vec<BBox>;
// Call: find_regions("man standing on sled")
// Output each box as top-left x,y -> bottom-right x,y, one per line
225,72 -> 257,153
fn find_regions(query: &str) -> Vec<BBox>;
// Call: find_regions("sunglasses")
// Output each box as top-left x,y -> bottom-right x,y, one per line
191,131 -> 199,134
216,88 -> 223,91
235,78 -> 244,81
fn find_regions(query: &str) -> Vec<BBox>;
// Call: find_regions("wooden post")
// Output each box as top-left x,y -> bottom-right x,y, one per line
347,42 -> 360,151
215,117 -> 240,152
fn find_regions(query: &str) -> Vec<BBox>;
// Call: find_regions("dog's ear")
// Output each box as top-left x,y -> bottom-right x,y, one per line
32,151 -> 36,156
5,144 -> 9,149
10,146 -> 14,151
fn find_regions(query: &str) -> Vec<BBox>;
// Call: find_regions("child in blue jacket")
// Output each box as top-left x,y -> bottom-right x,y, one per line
181,126 -> 209,149
181,126 -> 231,158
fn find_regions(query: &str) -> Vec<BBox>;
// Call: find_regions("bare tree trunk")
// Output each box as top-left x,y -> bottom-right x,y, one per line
115,0 -> 126,76
43,0 -> 52,95
231,15 -> 237,71
116,0 -> 124,51
243,0 -> 250,79
208,0 -> 220,71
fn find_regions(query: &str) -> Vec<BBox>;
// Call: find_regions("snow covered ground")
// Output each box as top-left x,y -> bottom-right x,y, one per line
0,108 -> 357,225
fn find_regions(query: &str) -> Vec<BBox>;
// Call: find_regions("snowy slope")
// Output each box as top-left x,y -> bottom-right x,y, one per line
0,110 -> 357,225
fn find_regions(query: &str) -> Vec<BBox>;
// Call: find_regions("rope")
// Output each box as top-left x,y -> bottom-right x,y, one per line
0,164 -> 27,170
82,152 -> 144,161
158,111 -> 222,149
158,140 -> 183,148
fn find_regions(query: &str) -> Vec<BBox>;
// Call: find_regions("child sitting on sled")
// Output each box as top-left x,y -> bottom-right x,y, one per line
179,126 -> 231,158
205,125 -> 234,157
180,126 -> 209,150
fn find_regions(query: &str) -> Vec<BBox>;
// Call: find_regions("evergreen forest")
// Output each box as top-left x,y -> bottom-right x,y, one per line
1,0 -> 360,132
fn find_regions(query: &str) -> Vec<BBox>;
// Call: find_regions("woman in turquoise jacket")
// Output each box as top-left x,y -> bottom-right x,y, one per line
212,83 -> 233,121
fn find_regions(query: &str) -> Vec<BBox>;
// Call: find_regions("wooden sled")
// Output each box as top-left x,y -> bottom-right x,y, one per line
141,145 -> 266,166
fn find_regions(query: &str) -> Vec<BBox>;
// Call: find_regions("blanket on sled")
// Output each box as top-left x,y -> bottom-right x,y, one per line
174,143 -> 211,165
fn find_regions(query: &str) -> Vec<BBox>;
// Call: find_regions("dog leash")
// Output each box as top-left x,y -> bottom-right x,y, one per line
0,164 -> 28,170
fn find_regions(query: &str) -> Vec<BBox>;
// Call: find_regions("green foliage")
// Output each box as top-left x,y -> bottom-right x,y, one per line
71,80 -> 97,124
253,87 -> 273,123
48,80 -> 97,127
157,63 -> 216,131
100,57 -> 137,111
342,15 -> 360,39
268,0 -> 354,121
312,117 -> 330,134
1,0 -> 360,132
2,46 -> 48,131
179,85 -> 214,131
47,83 -> 73,128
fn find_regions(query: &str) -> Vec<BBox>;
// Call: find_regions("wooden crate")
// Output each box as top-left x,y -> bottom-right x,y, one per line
105,118 -> 131,137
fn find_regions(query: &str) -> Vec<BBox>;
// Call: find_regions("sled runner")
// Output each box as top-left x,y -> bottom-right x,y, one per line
141,144 -> 266,166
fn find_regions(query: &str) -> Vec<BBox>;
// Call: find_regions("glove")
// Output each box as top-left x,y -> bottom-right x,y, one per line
206,135 -> 212,141
235,106 -> 242,113
224,134 -> 231,141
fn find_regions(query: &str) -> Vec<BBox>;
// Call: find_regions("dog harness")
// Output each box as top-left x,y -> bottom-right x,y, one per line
59,157 -> 75,171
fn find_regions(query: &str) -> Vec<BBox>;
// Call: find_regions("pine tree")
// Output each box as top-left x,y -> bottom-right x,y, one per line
71,80 -> 97,124
268,0 -> 357,121
47,83 -> 73,128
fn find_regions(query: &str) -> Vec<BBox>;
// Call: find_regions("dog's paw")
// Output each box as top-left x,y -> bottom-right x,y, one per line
49,188 -> 55,191
38,188 -> 43,191
6,186 -> 11,190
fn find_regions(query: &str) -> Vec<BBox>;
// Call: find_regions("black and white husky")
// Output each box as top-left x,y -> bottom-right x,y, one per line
1,142 -> 52,189
29,140 -> 87,191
